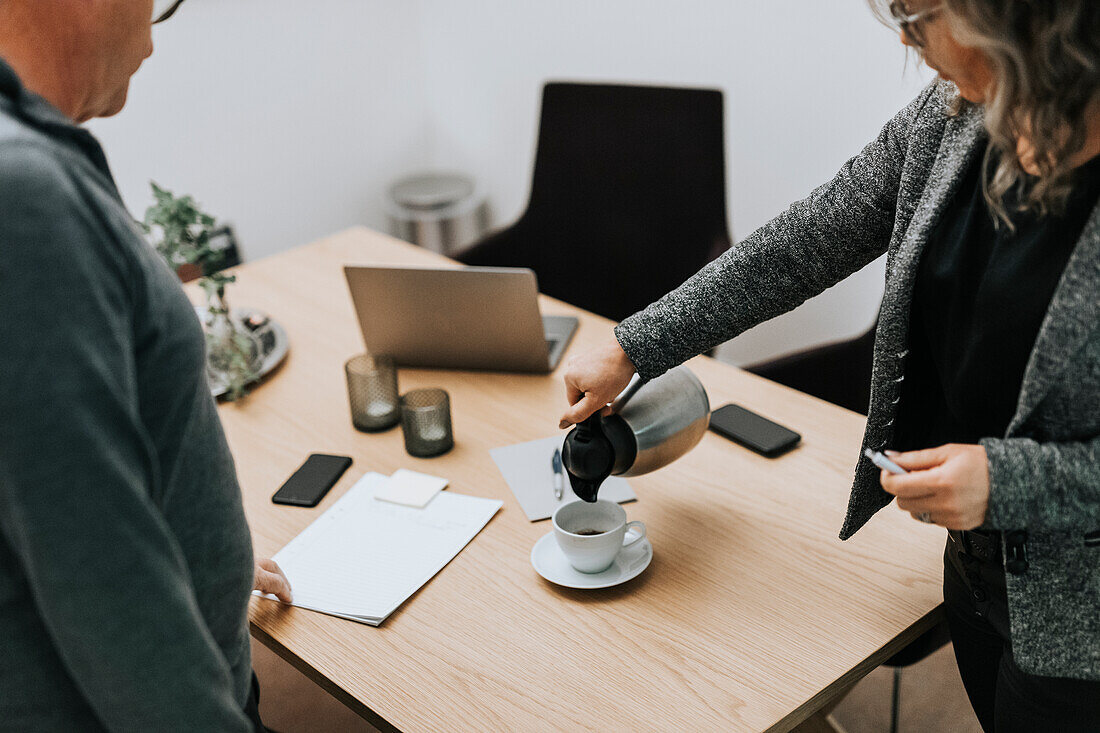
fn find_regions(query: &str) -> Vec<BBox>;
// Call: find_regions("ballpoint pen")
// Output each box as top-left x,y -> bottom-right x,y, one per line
865,449 -> 934,523
863,448 -> 907,475
551,447 -> 564,500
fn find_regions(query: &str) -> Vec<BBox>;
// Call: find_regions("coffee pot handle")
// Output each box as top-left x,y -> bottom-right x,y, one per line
609,373 -> 646,414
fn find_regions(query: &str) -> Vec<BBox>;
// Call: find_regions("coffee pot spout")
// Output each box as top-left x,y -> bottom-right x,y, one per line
561,414 -> 616,502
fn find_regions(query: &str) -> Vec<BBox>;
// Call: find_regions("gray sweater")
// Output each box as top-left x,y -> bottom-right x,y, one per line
617,80 -> 1100,680
0,61 -> 255,729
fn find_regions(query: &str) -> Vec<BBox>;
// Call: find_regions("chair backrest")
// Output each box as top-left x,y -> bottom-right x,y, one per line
527,82 -> 729,235
460,81 -> 732,322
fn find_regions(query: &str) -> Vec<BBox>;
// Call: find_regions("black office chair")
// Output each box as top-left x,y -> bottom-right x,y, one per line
745,321 -> 950,733
458,81 -> 732,323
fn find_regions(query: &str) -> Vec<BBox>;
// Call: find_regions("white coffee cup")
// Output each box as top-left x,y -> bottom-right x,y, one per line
552,499 -> 647,574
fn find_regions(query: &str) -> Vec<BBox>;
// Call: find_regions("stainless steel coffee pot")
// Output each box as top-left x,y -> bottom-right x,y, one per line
562,366 -> 711,502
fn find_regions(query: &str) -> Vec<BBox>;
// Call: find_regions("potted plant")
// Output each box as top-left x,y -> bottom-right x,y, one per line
141,182 -> 260,400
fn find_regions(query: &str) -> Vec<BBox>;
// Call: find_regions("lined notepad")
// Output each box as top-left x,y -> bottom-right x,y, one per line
256,472 -> 502,625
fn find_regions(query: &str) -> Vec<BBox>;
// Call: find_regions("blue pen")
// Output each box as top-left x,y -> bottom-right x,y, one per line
864,448 -> 907,475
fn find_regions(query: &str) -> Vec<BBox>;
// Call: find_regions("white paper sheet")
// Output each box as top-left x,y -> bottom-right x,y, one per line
256,472 -> 502,625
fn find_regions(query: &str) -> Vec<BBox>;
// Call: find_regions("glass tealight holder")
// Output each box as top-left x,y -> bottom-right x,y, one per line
345,354 -> 400,432
400,388 -> 454,457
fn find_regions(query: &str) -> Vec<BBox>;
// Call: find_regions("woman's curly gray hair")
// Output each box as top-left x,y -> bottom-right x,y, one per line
873,1 -> 1100,227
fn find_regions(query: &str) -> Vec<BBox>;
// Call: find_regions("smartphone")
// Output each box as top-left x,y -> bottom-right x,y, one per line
271,454 -> 353,507
709,403 -> 801,458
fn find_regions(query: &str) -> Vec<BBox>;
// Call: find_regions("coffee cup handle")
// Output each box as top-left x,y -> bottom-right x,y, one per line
622,521 -> 647,550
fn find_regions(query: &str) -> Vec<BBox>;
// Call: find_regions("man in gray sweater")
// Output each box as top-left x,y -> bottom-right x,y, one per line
0,1 -> 290,729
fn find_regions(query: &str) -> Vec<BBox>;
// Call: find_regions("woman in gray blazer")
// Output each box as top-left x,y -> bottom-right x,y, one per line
559,1 -> 1099,729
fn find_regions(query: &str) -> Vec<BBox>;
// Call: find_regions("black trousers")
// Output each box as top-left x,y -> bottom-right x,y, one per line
943,531 -> 1100,732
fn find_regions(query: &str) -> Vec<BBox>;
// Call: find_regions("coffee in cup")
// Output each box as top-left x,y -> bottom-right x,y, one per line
552,499 -> 646,574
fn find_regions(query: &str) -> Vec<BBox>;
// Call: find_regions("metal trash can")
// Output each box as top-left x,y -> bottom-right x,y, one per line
385,173 -> 489,257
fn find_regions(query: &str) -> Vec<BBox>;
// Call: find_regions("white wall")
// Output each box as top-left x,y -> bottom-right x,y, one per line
90,0 -> 932,364
417,0 -> 933,363
89,0 -> 431,260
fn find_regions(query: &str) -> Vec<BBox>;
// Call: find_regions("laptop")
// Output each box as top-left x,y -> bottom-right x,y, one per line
344,264 -> 579,373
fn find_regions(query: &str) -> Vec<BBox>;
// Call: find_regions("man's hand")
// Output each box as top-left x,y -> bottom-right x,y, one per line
879,444 -> 991,530
253,558 -> 293,603
558,341 -> 636,429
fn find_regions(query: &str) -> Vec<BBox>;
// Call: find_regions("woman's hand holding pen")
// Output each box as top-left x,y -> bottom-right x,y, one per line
879,444 -> 991,530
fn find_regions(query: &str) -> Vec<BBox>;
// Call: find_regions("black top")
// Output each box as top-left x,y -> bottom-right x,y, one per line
893,148 -> 1100,451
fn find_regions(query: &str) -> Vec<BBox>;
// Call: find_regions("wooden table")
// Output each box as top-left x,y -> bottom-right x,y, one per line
214,227 -> 945,732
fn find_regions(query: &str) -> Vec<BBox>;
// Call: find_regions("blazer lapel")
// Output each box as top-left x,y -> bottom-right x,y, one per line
876,104 -> 986,359
1008,201 -> 1100,434
844,101 -> 988,540
892,105 -> 986,285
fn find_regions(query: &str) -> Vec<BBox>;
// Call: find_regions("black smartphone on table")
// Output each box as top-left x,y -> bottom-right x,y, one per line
271,453 -> 353,507
709,403 -> 801,458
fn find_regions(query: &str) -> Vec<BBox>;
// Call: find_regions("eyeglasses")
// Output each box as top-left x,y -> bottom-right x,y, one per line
152,0 -> 186,24
888,0 -> 942,48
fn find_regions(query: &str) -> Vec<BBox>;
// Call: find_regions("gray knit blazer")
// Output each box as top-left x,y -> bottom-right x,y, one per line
616,80 -> 1100,681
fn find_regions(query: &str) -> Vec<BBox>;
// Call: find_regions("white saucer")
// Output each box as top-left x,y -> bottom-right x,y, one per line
531,532 -> 653,589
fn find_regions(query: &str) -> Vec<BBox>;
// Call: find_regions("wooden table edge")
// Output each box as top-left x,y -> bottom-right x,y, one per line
250,619 -> 400,733
765,603 -> 947,733
252,601 -> 946,733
